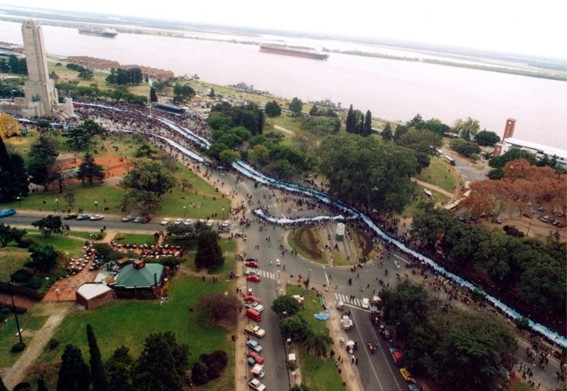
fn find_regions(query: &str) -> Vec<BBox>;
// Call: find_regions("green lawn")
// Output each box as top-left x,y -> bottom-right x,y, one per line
111,232 -> 156,246
0,304 -> 49,368
0,247 -> 30,282
40,276 -> 235,376
415,157 -> 457,193
287,227 -> 328,265
27,233 -> 88,258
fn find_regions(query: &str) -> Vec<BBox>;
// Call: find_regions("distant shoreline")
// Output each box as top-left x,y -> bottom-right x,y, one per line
1,14 -> 566,83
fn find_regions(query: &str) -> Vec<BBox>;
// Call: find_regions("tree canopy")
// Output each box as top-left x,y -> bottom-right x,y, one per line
121,158 -> 176,211
194,229 -> 224,271
319,134 -> 418,213
57,344 -> 91,391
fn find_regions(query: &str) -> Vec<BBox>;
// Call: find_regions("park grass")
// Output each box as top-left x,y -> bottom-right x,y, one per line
0,304 -> 49,368
331,250 -> 350,266
4,132 -> 39,161
270,114 -> 303,134
111,232 -> 156,246
286,286 -> 345,391
27,233 -> 88,258
0,247 -> 30,282
39,275 -> 235,379
415,157 -> 457,193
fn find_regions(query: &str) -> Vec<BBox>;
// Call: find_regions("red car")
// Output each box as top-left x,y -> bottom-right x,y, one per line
247,274 -> 261,283
245,261 -> 259,268
247,352 -> 264,365
244,294 -> 262,303
140,215 -> 152,224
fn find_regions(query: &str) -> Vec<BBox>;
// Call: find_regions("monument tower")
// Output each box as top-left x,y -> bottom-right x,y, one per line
21,20 -> 60,116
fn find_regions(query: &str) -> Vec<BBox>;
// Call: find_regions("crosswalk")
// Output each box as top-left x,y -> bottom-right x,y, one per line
245,268 -> 276,280
334,293 -> 367,309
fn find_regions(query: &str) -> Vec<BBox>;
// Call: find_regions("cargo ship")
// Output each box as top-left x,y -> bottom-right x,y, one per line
259,44 -> 329,60
78,27 -> 118,38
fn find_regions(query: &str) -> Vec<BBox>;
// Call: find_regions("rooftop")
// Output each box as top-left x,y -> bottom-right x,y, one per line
503,137 -> 567,160
76,283 -> 113,300
112,262 -> 164,288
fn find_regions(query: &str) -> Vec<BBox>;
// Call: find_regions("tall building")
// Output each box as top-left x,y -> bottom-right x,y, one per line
0,20 -> 73,118
21,20 -> 60,116
493,118 -> 516,156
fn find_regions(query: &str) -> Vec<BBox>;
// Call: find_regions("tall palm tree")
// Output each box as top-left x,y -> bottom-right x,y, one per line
304,329 -> 332,357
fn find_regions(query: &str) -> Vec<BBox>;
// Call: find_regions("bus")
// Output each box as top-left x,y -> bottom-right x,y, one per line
151,102 -> 186,115
444,155 -> 456,166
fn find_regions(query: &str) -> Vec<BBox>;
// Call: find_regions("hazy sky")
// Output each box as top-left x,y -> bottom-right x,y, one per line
0,0 -> 565,58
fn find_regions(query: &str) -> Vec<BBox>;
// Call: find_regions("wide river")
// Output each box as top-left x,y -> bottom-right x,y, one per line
1,20 -> 566,149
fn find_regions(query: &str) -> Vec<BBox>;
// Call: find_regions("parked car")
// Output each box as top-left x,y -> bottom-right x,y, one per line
250,363 -> 266,379
245,324 -> 266,338
140,215 -> 152,224
244,294 -> 262,303
246,339 -> 263,353
522,212 -> 532,219
174,218 -> 183,225
553,220 -> 565,228
245,260 -> 259,268
540,215 -> 550,223
133,216 -> 143,223
76,214 -> 91,220
248,378 -> 266,391
245,302 -> 264,312
361,298 -> 370,309
247,274 -> 261,283
0,209 -> 16,218
400,367 -> 414,382
160,217 -> 171,225
389,347 -> 404,366
183,219 -> 193,226
90,214 -> 104,221
63,213 -> 78,220
122,215 -> 135,222
247,352 -> 264,365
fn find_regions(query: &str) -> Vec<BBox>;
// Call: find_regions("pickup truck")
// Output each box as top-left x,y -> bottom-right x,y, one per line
245,324 -> 266,338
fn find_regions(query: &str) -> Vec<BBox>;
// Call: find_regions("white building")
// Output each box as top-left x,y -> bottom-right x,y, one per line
500,137 -> 567,170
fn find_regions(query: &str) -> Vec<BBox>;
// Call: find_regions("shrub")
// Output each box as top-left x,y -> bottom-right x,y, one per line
199,350 -> 228,379
10,269 -> 32,283
191,361 -> 209,385
18,237 -> 36,248
114,233 -> 126,241
26,277 -> 43,290
47,338 -> 60,351
11,342 -> 26,353
13,382 -> 31,391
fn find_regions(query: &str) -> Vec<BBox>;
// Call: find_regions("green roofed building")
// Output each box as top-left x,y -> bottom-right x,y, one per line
110,260 -> 164,299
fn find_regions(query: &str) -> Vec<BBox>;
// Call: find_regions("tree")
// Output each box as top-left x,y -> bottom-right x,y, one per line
301,116 -> 340,135
381,123 -> 393,141
195,292 -> 242,327
199,350 -> 228,379
32,215 -> 63,238
450,138 -> 481,157
105,346 -> 133,391
173,83 -> 195,103
132,332 -> 188,391
219,149 -> 239,165
10,154 -> 29,197
194,230 -> 224,271
149,87 -> 157,103
57,344 -> 91,391
361,110 -> 372,137
27,135 -> 58,190
271,294 -> 301,317
452,117 -> 480,140
28,243 -> 59,273
279,315 -> 310,342
264,100 -> 281,117
396,128 -> 442,173
0,113 -> 20,138
37,379 -> 48,391
0,223 -> 26,247
304,329 -> 332,357
382,281 -> 430,340
319,134 -> 417,214
474,130 -> 500,146
0,376 -> 7,391
77,152 -> 105,185
64,127 -> 92,151
86,325 -> 108,391
121,158 -> 176,211
289,97 -> 303,117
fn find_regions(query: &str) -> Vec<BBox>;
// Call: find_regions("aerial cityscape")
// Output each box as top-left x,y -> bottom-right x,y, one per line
0,3 -> 566,391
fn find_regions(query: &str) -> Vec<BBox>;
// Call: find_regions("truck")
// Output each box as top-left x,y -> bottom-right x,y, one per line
245,324 -> 266,338
341,314 -> 354,330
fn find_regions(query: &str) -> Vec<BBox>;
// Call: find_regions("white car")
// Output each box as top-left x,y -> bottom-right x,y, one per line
245,302 -> 265,313
90,214 -> 104,221
248,378 -> 266,391
174,218 -> 183,225
361,298 -> 370,309
160,218 -> 171,225
183,219 -> 193,226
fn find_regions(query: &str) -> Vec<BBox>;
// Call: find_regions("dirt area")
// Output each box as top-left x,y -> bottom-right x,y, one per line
56,142 -> 131,181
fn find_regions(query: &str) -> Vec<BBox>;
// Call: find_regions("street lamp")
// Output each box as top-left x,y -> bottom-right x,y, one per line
9,281 -> 24,345
306,268 -> 311,289
183,206 -> 187,217
55,198 -> 59,211
94,201 -> 98,213
16,196 -> 21,208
